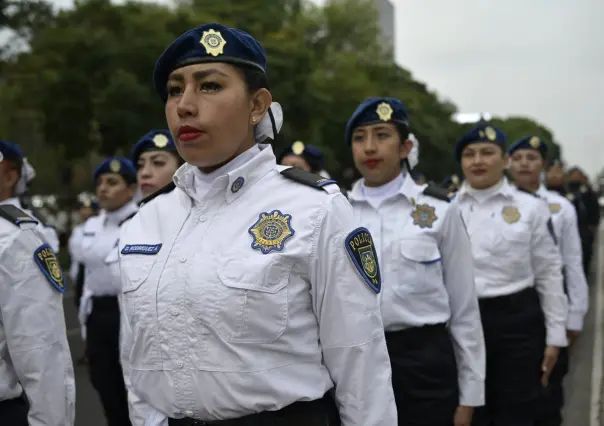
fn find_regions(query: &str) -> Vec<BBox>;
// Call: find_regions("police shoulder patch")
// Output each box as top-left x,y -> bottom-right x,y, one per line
0,205 -> 38,227
280,167 -> 337,190
422,185 -> 451,202
345,227 -> 381,293
33,243 -> 65,293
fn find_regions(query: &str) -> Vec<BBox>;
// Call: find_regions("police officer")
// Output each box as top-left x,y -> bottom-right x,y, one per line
508,136 -> 588,426
453,124 -> 567,426
566,166 -> 601,276
0,204 -> 75,425
0,140 -> 60,252
345,97 -> 485,426
79,156 -> 138,426
278,141 -> 331,178
118,23 -> 396,426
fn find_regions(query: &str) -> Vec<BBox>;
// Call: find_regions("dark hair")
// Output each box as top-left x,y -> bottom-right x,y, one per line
238,65 -> 269,93
395,123 -> 410,142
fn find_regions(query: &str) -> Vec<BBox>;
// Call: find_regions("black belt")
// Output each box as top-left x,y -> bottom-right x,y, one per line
168,393 -> 337,426
91,295 -> 119,309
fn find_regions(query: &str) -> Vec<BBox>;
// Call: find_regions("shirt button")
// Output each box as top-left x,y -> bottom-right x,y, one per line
177,360 -> 184,368
185,410 -> 193,417
170,309 -> 179,317
199,215 -> 207,222
180,257 -> 187,263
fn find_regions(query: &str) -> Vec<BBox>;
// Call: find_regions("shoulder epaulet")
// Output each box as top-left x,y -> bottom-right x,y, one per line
422,185 -> 452,202
517,187 -> 539,197
280,167 -> 337,190
138,182 -> 176,206
119,212 -> 137,227
0,205 -> 39,227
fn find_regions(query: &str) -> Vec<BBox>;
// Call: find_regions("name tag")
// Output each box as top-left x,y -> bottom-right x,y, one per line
121,244 -> 162,255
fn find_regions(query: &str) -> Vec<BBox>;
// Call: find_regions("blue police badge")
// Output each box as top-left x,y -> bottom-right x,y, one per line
345,227 -> 381,293
33,243 -> 65,293
231,176 -> 245,193
248,210 -> 295,254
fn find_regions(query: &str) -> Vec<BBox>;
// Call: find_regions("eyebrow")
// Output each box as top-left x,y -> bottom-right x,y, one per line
168,68 -> 229,83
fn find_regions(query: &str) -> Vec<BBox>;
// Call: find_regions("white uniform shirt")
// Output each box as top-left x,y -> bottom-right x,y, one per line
348,172 -> 485,407
0,209 -> 75,426
537,185 -> 589,331
454,179 -> 568,347
68,223 -> 85,283
78,202 -> 138,328
1,197 -> 60,253
119,144 -> 396,426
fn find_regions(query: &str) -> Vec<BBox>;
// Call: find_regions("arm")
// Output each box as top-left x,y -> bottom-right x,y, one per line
560,205 -> 589,331
439,203 -> 485,407
0,233 -> 75,426
530,202 -> 568,347
310,194 -> 397,426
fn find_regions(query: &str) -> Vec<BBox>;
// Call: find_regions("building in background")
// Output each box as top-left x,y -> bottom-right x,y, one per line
329,0 -> 395,53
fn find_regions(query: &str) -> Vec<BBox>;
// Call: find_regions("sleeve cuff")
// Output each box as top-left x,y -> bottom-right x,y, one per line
567,312 -> 585,331
458,378 -> 485,407
547,328 -> 568,347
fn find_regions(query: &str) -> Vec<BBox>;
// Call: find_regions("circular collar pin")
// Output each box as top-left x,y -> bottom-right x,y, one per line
231,177 -> 244,193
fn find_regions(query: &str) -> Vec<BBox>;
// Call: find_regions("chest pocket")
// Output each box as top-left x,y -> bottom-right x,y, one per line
213,256 -> 291,344
397,238 -> 443,295
489,220 -> 531,256
120,256 -> 157,322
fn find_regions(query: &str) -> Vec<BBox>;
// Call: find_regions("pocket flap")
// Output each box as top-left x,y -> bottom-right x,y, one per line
218,257 -> 291,293
400,238 -> 441,264
120,258 -> 156,292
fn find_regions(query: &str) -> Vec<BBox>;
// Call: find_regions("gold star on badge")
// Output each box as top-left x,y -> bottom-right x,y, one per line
109,159 -> 121,173
376,102 -> 393,121
485,127 -> 497,141
200,29 -> 226,57
153,134 -> 169,148
529,136 -> 540,148
292,141 -> 305,155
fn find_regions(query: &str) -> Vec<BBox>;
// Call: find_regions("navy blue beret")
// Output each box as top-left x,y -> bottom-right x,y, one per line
0,139 -> 24,163
546,158 -> 565,170
93,156 -> 137,184
131,130 -> 178,166
507,136 -> 548,158
454,123 -> 507,162
153,23 -> 267,100
345,97 -> 409,145
278,141 -> 324,171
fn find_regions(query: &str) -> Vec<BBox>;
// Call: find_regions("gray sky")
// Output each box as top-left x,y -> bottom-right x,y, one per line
48,0 -> 604,177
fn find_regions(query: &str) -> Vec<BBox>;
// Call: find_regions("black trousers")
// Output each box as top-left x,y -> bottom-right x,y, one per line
0,393 -> 29,426
386,323 -> 459,426
535,347 -> 569,426
472,287 -> 546,426
168,393 -> 340,426
87,296 -> 132,426
582,238 -> 594,278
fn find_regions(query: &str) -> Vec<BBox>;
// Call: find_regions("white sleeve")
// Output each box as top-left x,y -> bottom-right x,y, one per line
530,202 -> 568,347
309,193 -> 397,426
0,231 -> 75,426
560,205 -> 589,331
439,203 -> 485,407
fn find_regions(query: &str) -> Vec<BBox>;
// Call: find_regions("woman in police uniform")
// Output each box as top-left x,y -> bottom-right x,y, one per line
117,23 -> 396,426
346,97 -> 485,426
79,156 -> 138,426
278,141 -> 331,178
452,124 -> 567,426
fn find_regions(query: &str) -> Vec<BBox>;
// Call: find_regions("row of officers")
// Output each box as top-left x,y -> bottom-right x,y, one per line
0,22 -> 596,426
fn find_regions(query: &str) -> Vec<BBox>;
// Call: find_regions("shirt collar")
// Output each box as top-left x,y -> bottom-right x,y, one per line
173,143 -> 277,204
104,201 -> 138,227
0,197 -> 22,208
348,172 -> 422,205
537,185 -> 548,197
458,177 -> 515,201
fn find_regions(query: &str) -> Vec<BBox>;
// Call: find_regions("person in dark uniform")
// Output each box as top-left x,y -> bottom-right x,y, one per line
566,166 -> 600,276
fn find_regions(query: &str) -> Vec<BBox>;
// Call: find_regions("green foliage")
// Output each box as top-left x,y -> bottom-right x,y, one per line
0,0 -> 561,193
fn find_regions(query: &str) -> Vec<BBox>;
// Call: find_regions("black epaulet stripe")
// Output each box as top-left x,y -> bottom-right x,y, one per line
138,182 -> 176,206
517,187 -> 539,197
280,167 -> 337,190
0,205 -> 39,227
422,185 -> 452,202
119,212 -> 138,227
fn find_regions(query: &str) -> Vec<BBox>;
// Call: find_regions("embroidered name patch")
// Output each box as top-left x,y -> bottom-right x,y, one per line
33,244 -> 65,293
345,227 -> 381,293
248,210 -> 295,254
121,244 -> 162,255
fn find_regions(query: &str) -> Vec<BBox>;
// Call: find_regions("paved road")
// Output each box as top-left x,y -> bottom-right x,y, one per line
66,224 -> 604,426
